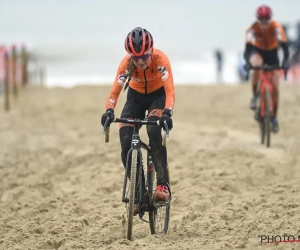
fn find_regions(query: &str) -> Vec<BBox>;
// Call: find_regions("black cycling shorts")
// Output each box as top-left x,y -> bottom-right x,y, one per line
250,47 -> 280,66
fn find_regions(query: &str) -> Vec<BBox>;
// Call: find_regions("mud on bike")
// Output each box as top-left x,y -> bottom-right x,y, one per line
103,116 -> 171,241
246,64 -> 287,148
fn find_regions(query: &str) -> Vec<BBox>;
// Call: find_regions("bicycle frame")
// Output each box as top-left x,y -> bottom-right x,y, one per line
247,65 -> 288,147
121,123 -> 154,219
258,71 -> 275,118
103,117 -> 169,218
102,115 -> 172,238
249,65 -> 287,120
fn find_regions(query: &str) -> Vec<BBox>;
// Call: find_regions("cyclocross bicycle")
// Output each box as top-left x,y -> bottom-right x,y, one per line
103,117 -> 171,240
247,64 -> 287,147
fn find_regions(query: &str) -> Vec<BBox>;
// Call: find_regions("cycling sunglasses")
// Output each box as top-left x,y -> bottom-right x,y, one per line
130,52 -> 152,62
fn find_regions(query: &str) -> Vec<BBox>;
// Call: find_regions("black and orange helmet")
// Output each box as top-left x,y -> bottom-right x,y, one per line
124,27 -> 153,58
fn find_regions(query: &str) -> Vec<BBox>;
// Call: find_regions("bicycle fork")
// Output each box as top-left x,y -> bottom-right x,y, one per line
122,133 -> 140,203
260,84 -> 274,118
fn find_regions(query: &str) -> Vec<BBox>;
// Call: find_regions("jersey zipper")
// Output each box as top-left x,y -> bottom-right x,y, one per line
144,69 -> 148,94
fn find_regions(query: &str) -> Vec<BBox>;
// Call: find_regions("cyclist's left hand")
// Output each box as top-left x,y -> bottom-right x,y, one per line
282,60 -> 289,70
159,109 -> 173,130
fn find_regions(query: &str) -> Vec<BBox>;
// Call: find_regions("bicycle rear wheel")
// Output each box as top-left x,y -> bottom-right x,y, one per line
264,85 -> 271,147
125,149 -> 138,240
148,163 -> 156,234
148,164 -> 171,235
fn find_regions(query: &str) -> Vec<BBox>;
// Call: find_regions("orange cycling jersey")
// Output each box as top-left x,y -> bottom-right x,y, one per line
245,20 -> 287,51
105,48 -> 175,111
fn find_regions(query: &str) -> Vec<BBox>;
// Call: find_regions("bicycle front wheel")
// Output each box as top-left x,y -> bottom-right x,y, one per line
125,149 -> 138,241
256,82 -> 265,145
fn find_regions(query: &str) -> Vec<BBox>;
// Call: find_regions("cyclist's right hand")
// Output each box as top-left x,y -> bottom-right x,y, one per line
101,108 -> 115,127
244,61 -> 252,81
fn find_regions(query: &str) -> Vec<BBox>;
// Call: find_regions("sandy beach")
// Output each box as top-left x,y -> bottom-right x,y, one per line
0,83 -> 300,249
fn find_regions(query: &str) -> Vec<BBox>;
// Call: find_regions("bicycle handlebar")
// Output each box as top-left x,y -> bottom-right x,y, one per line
114,118 -> 159,125
102,118 -> 169,146
245,64 -> 288,80
248,65 -> 284,71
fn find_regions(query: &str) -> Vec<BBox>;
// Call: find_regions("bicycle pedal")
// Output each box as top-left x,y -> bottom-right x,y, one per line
153,199 -> 171,208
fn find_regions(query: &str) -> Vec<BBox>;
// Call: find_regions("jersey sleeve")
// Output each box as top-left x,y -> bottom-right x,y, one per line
274,21 -> 288,43
245,23 -> 255,44
105,55 -> 131,110
156,51 -> 175,111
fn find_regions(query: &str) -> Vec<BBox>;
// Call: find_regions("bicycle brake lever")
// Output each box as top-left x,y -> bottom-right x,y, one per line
103,118 -> 110,134
163,120 -> 170,138
156,120 -> 169,138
